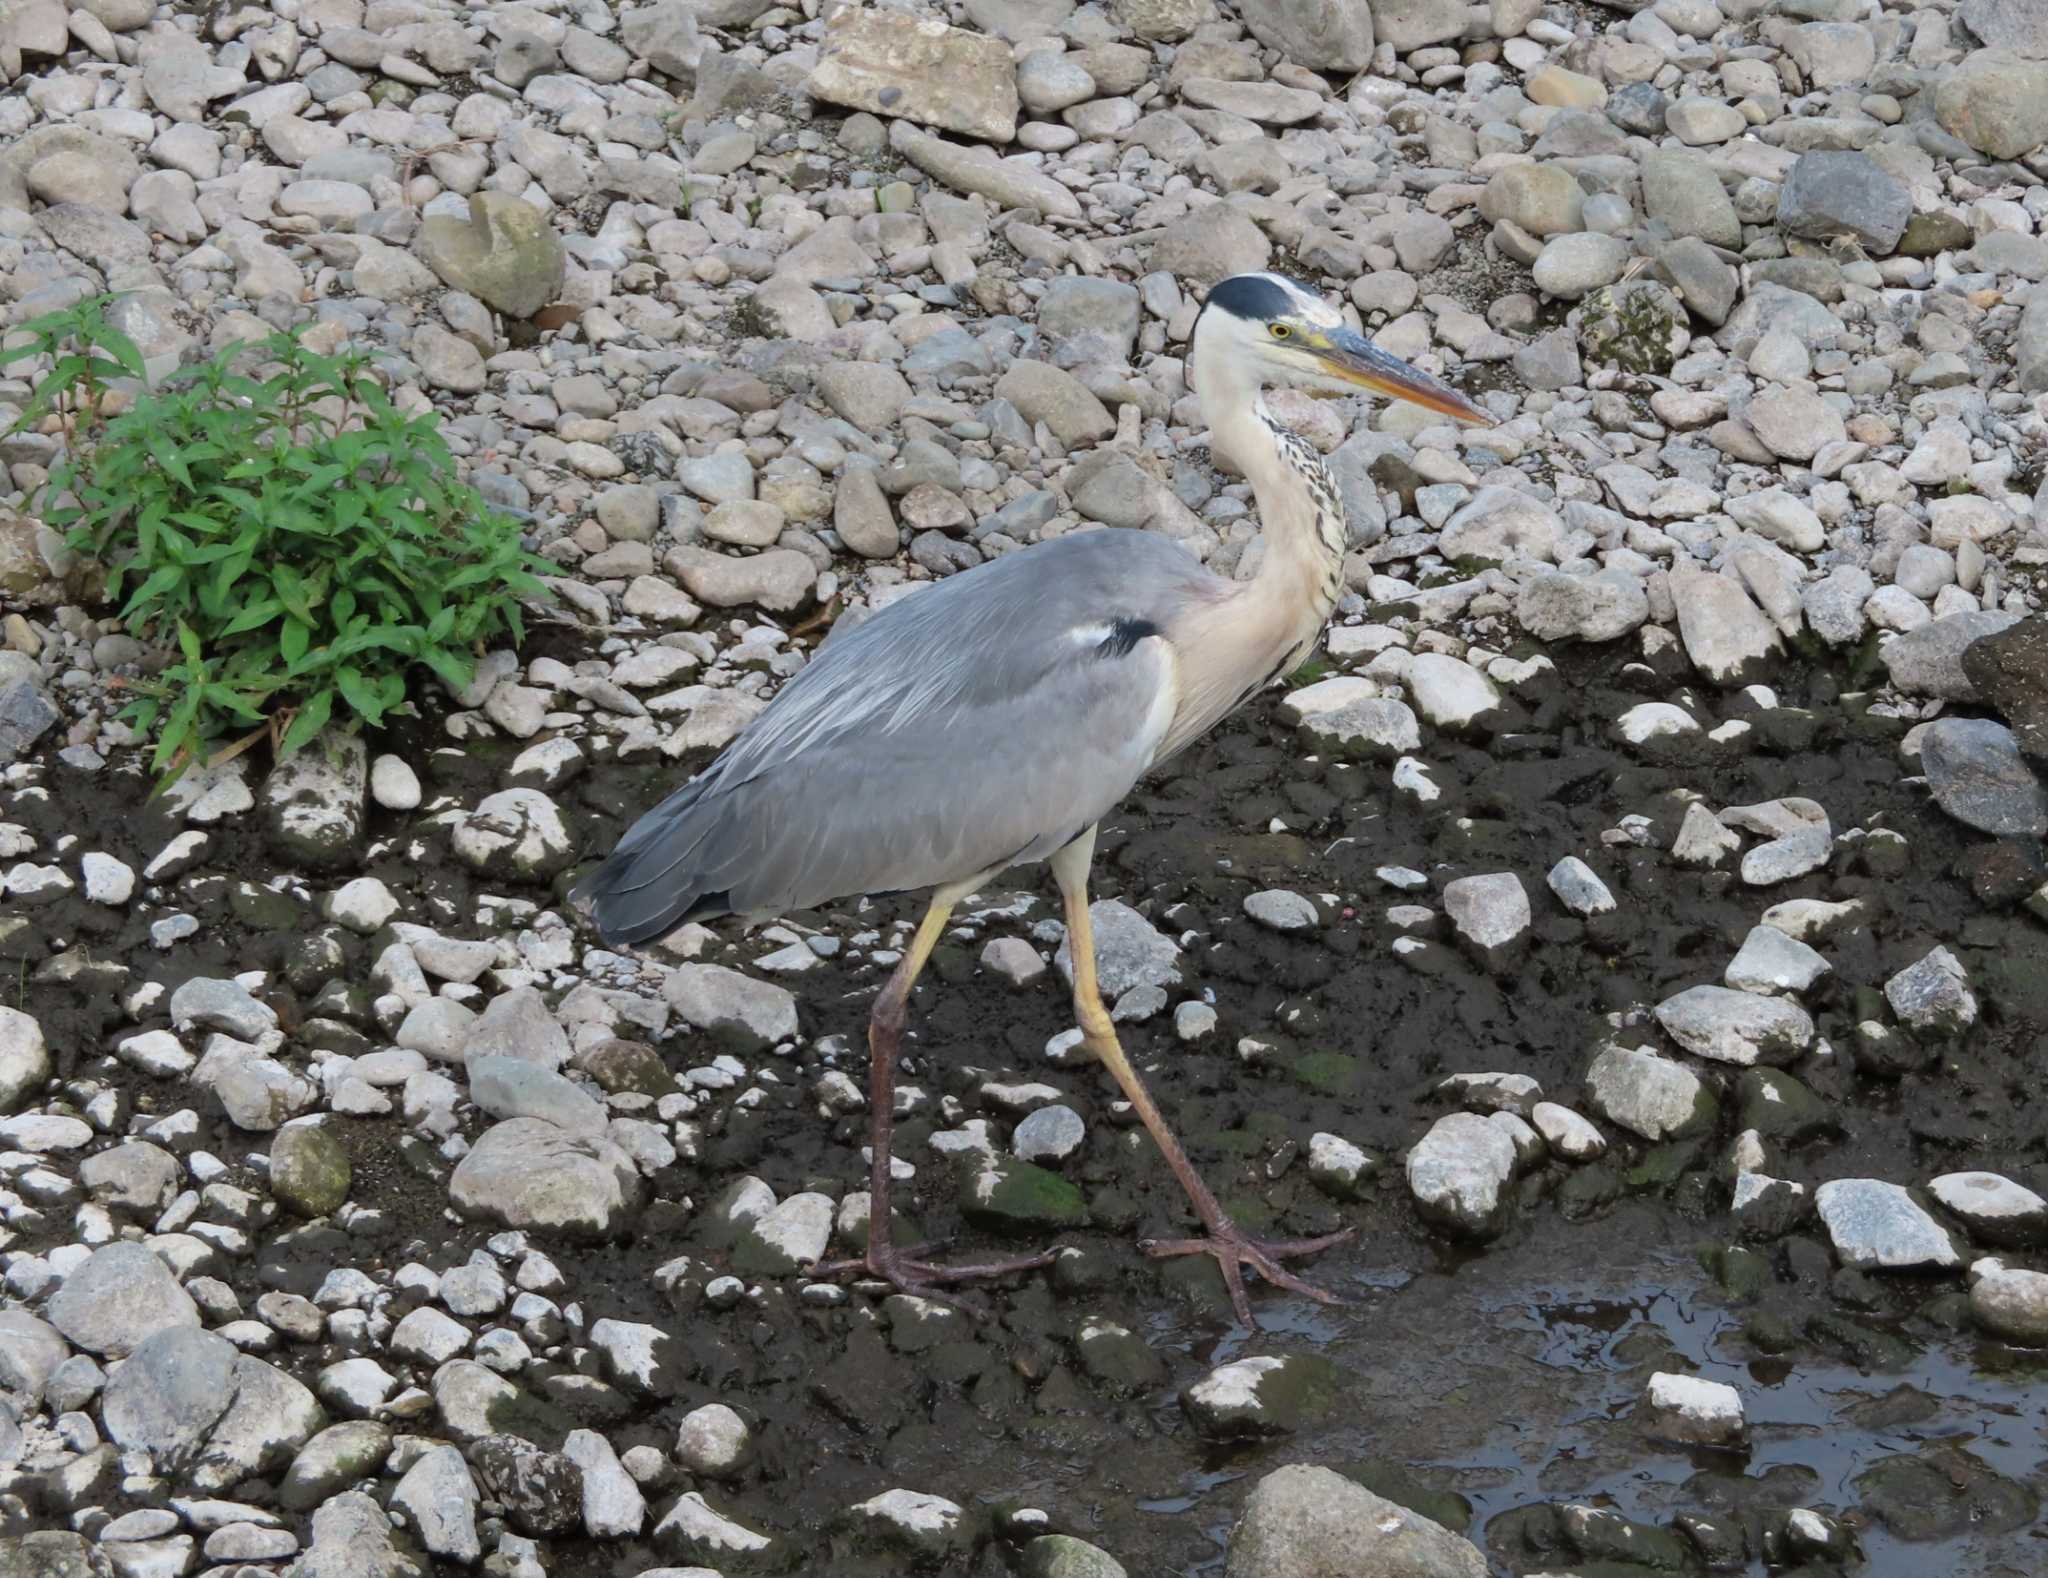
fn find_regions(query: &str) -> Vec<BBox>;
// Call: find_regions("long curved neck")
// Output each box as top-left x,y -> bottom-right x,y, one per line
1157,334 -> 1348,758
1199,344 -> 1346,635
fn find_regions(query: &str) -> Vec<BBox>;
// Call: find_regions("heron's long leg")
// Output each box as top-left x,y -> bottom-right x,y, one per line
1052,837 -> 1351,1326
818,889 -> 1055,1305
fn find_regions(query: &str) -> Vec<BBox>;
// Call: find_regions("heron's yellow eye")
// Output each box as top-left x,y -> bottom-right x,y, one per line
1270,323 -> 1291,339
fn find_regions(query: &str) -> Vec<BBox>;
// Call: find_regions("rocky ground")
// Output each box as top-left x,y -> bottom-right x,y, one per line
3,0 -> 2048,1574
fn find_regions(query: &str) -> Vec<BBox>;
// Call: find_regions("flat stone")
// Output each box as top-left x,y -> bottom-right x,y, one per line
1227,1464 -> 1485,1578
1918,717 -> 2046,837
1931,1172 -> 2048,1248
448,1117 -> 642,1240
418,193 -> 565,319
1584,1044 -> 1716,1140
46,1242 -> 199,1357
1655,983 -> 1814,1066
1815,1179 -> 1963,1271
809,9 -> 1019,142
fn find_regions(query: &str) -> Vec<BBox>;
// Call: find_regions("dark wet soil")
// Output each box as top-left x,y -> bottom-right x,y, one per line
14,638 -> 2048,1577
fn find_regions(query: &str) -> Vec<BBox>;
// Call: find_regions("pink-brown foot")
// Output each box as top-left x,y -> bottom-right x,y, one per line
1142,1223 -> 1355,1326
815,1241 -> 1058,1316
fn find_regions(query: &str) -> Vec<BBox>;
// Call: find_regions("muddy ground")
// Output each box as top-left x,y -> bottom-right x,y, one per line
13,637 -> 2047,1577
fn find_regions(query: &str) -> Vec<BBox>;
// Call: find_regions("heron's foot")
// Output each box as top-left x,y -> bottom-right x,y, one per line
1141,1222 -> 1355,1327
815,1240 -> 1058,1316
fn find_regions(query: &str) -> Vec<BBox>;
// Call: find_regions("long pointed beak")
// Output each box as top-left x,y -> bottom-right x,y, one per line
1316,327 -> 1491,425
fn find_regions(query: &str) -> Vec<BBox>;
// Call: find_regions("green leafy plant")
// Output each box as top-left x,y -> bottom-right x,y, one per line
1,296 -> 550,778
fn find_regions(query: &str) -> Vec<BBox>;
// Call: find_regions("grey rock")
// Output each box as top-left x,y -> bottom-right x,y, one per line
1055,899 -> 1182,999
1970,1262 -> 2048,1344
1934,51 -> 2048,161
1227,1463 -> 1486,1578
1440,486 -> 1562,563
0,679 -> 60,764
1442,873 -> 1530,966
1243,889 -> 1318,933
100,1327 -> 236,1458
1148,203 -> 1273,284
564,1428 -> 646,1537
620,1 -> 704,76
664,963 -> 798,1050
291,1490 -> 418,1578
1654,236 -> 1740,327
260,733 -> 367,871
393,1444 -> 480,1564
1406,1111 -> 1517,1240
279,1420 -> 393,1510
1036,277 -> 1142,368
1244,0 -> 1375,71
1962,0 -> 2048,54
0,1006 -> 48,1113
1546,856 -> 1616,916
889,121 -> 1081,220
170,976 -> 278,1041
448,1117 -> 643,1239
993,359 -> 1115,447
450,788 -> 575,879
1012,1103 -> 1086,1164
1656,983 -> 1814,1066
1671,564 -> 1780,686
1479,164 -> 1584,237
1931,1171 -> 2048,1248
1532,231 -> 1631,298
187,1354 -> 323,1492
419,193 -> 565,319
1641,151 -> 1740,248
469,1055 -> 608,1135
1883,610 -> 2022,700
470,1433 -> 584,1536
46,1242 -> 199,1357
0,1311 -> 67,1411
808,7 -> 1020,142
1815,1179 -> 1963,1271
463,986 -> 572,1069
1777,152 -> 1910,254
1885,946 -> 1978,1038
1919,717 -> 2047,837
1584,1044 -> 1716,1140
1959,619 -> 2047,752
1024,1534 -> 1129,1578
1517,568 -> 1649,642
665,545 -> 815,611
1726,926 -> 1830,995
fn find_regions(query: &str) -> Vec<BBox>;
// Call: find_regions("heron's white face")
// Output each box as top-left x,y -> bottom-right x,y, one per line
1196,272 -> 1489,422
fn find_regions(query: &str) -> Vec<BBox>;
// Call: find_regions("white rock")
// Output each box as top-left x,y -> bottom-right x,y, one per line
1644,1372 -> 1746,1445
1531,1102 -> 1605,1160
1546,856 -> 1615,916
1815,1179 -> 1962,1271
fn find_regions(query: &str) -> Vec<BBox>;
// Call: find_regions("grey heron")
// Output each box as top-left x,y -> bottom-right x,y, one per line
575,272 -> 1489,1324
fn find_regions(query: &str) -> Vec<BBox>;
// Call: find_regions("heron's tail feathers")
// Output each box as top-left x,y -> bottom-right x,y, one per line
570,777 -> 742,947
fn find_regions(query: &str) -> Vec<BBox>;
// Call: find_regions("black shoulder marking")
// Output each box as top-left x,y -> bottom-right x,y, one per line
1205,273 -> 1301,322
1096,617 -> 1161,659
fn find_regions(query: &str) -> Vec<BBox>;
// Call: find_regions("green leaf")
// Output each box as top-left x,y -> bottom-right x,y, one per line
279,688 -> 334,757
279,617 -> 311,667
334,665 -> 384,725
217,597 -> 284,638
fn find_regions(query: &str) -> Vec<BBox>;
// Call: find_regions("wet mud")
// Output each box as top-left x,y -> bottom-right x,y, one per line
14,639 -> 2047,1576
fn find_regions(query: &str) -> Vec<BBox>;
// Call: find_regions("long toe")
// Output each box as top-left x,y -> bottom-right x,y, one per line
1140,1223 -> 1354,1324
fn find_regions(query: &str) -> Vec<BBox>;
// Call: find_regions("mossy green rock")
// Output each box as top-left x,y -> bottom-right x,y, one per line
1735,1068 -> 1836,1142
1180,1352 -> 1345,1440
574,1037 -> 678,1097
1855,1445 -> 2038,1541
269,1123 -> 351,1217
1022,1534 -> 1127,1578
961,1157 -> 1087,1231
1073,1316 -> 1168,1397
420,192 -> 565,319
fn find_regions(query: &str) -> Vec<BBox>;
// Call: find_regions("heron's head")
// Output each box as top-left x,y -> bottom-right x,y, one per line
1192,271 -> 1489,424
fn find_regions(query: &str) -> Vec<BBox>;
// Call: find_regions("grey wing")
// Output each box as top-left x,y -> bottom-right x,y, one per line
574,530 -> 1218,945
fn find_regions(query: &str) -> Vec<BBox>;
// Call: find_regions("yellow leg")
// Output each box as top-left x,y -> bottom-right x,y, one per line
1054,837 -> 1351,1327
